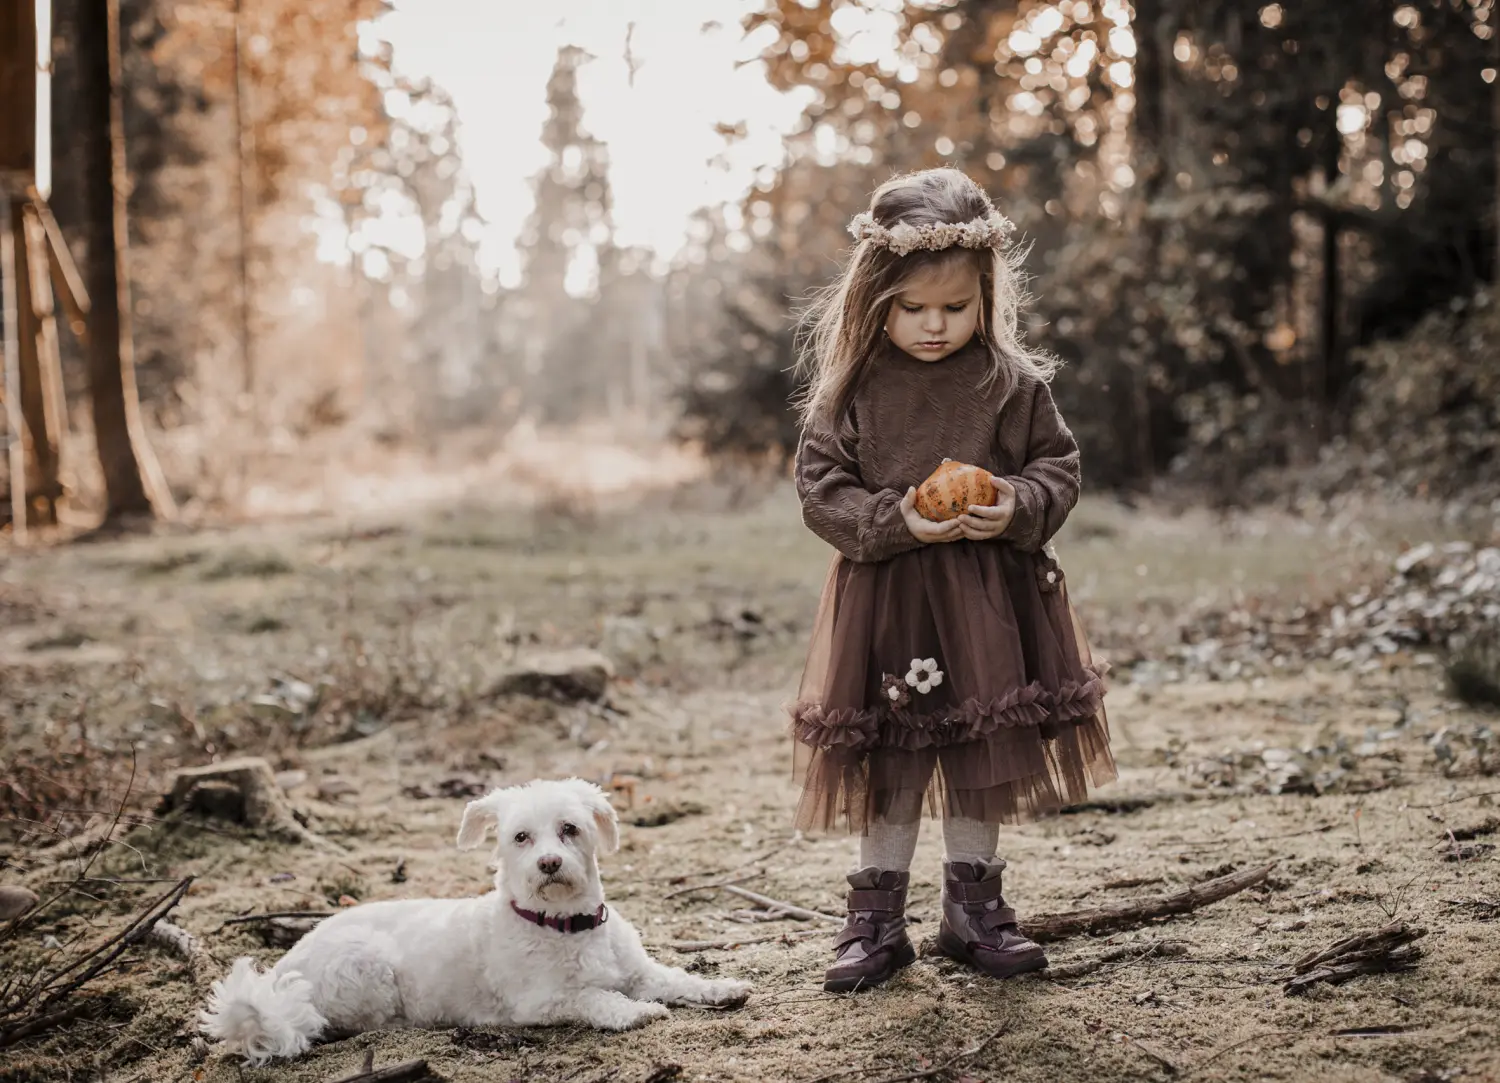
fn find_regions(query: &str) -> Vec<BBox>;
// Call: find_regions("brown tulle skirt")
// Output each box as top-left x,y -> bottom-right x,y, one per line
788,541 -> 1117,833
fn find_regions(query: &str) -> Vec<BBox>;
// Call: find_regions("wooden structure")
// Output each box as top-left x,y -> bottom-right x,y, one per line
1,0 -> 171,539
2,0 -> 77,538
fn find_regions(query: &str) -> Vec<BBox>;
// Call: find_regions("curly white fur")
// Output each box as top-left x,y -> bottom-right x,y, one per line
199,958 -> 327,1064
199,778 -> 752,1064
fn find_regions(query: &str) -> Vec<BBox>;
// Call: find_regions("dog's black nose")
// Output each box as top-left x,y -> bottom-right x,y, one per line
537,855 -> 562,875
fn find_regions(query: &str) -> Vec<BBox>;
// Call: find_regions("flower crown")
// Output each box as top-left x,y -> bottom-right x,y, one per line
847,209 -> 1016,257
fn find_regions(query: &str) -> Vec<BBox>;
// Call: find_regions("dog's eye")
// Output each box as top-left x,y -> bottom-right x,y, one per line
513,831 -> 530,845
560,822 -> 579,838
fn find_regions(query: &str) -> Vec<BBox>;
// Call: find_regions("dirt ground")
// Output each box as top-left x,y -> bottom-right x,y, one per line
3,483 -> 1499,1083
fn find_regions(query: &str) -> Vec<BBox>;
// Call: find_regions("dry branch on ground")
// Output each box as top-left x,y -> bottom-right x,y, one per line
1022,863 -> 1276,943
1284,920 -> 1426,995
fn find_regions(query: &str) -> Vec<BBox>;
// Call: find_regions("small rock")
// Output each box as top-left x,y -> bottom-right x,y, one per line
316,776 -> 359,801
402,776 -> 488,801
0,885 -> 40,921
268,872 -> 295,884
488,648 -> 614,703
260,917 -> 319,949
629,800 -> 706,828
274,770 -> 308,793
601,615 -> 660,677
1395,542 -> 1436,575
392,859 -> 408,884
337,894 -> 360,907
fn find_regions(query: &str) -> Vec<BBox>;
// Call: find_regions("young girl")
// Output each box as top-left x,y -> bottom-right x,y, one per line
789,168 -> 1116,993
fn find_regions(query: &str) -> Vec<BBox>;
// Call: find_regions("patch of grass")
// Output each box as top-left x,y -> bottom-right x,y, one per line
319,872 -> 368,907
201,548 -> 294,581
23,629 -> 92,652
131,549 -> 205,576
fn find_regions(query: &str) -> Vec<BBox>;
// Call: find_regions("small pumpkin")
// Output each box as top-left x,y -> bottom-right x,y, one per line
915,459 -> 996,522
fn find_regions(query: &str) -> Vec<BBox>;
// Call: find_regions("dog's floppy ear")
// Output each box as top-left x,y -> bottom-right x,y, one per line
562,778 -> 620,855
456,787 -> 513,850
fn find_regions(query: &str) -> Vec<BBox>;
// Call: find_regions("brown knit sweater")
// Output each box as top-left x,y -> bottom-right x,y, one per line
795,339 -> 1081,563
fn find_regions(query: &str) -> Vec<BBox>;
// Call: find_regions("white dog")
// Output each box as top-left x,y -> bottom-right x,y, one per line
199,778 -> 751,1064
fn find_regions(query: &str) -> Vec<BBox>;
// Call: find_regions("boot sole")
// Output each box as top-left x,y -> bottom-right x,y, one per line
935,928 -> 1049,978
822,942 -> 917,993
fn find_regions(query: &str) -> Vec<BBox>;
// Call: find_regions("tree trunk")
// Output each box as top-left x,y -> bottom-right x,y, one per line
1319,112 -> 1342,443
12,203 -> 62,523
75,0 -> 171,522
2,194 -> 25,535
1125,0 -> 1171,489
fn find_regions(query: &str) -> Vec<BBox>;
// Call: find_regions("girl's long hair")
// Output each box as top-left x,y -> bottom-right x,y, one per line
793,168 -> 1058,446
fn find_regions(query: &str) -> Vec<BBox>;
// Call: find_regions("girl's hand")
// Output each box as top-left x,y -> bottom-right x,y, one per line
957,477 -> 1017,541
900,487 -> 964,544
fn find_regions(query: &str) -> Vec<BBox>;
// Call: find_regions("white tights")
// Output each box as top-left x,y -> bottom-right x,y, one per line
856,794 -> 1000,870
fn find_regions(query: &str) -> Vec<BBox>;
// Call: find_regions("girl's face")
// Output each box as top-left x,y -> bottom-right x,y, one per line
883,258 -> 982,363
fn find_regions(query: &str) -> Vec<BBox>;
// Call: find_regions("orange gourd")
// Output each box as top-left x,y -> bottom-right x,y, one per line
915,459 -> 996,522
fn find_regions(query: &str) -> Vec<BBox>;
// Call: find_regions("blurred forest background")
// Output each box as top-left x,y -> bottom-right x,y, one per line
3,0 -> 1498,533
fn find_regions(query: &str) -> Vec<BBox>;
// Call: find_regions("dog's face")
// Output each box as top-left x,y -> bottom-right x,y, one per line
456,778 -> 619,909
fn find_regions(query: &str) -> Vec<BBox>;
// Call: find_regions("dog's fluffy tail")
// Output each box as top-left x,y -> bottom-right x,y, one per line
199,957 -> 328,1065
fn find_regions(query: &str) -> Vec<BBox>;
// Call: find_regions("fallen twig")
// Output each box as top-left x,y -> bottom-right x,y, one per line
658,843 -> 791,885
41,877 -> 182,887
0,1003 -> 92,1050
1284,947 -> 1422,994
1061,793 -> 1210,815
1120,1032 -> 1181,1074
719,885 -> 843,925
663,871 -> 764,901
34,876 -> 194,1012
217,910 -> 334,930
2,752 -> 140,950
1291,920 -> 1425,974
1022,863 -> 1275,943
1184,1030 -> 1300,1076
148,919 -> 221,992
664,929 -> 824,952
1044,940 -> 1188,980
1284,921 -> 1426,995
147,920 -> 199,960
867,1024 -> 1007,1083
800,1061 -> 901,1083
327,1054 -> 432,1083
1407,790 -> 1500,810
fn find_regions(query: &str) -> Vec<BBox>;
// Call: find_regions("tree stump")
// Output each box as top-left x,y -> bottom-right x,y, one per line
488,648 -> 614,703
159,757 -> 341,851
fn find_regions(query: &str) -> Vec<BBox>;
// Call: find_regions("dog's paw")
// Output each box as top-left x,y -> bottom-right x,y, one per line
691,978 -> 753,1008
602,1000 -> 670,1031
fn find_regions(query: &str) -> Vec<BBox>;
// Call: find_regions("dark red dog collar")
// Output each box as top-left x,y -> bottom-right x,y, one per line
510,899 -> 609,934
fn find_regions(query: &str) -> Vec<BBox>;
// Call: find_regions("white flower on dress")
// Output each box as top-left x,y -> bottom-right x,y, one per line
902,657 -> 945,695
888,685 -> 903,702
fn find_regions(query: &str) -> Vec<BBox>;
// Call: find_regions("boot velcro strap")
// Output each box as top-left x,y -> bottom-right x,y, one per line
946,878 -> 1005,904
979,906 -> 1019,930
835,922 -> 877,949
847,889 -> 903,912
